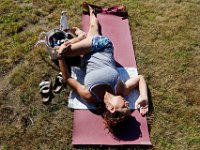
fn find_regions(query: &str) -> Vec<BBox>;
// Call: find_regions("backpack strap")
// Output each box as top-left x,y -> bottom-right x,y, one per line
35,32 -> 48,47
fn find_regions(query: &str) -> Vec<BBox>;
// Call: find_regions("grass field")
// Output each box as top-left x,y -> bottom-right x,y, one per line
0,0 -> 200,149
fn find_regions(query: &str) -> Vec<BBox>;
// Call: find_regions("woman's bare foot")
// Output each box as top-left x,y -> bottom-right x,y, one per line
82,1 -> 89,12
82,1 -> 102,14
72,27 -> 87,38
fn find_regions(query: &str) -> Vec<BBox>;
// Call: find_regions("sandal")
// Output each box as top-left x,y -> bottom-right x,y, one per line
39,75 -> 52,103
53,72 -> 64,93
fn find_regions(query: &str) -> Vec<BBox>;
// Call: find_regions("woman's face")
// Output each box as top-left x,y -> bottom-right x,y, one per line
105,94 -> 129,113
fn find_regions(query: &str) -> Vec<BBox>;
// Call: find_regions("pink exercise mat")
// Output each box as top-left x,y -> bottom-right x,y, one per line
81,13 -> 137,68
72,6 -> 151,146
73,110 -> 151,145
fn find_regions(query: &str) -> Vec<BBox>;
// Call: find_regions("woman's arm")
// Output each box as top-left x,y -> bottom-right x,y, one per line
57,5 -> 100,57
116,75 -> 148,115
58,56 -> 95,103
125,75 -> 148,100
57,36 -> 92,57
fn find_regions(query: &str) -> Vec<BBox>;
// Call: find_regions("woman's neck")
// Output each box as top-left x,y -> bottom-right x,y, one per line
91,84 -> 113,101
103,91 -> 114,103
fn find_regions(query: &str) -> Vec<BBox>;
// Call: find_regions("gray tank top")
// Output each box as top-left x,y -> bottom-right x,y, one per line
82,36 -> 119,101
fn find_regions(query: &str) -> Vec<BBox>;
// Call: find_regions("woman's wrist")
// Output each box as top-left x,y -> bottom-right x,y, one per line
57,46 -> 65,59
57,53 -> 65,60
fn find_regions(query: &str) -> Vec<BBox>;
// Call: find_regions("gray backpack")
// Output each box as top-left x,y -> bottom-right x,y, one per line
35,29 -> 75,60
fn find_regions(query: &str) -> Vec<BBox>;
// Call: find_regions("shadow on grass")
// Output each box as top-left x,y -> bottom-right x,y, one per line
146,86 -> 154,134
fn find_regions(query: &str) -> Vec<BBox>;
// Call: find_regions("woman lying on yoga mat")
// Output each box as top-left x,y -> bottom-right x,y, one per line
57,4 -> 148,133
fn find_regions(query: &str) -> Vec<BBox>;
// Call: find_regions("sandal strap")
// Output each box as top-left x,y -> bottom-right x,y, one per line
56,73 -> 63,82
39,85 -> 51,93
56,75 -> 63,82
53,73 -> 64,93
39,76 -> 52,103
39,81 -> 51,87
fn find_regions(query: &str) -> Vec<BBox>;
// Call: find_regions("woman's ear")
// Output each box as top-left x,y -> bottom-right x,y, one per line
106,103 -> 115,113
110,107 -> 116,113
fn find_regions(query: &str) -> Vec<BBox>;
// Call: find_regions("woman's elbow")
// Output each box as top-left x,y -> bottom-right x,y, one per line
79,88 -> 95,103
138,75 -> 145,80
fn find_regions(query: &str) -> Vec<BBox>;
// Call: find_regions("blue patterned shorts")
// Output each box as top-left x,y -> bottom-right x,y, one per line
91,36 -> 113,52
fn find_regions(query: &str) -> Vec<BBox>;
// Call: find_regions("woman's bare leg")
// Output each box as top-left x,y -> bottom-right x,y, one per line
58,5 -> 100,57
87,5 -> 100,37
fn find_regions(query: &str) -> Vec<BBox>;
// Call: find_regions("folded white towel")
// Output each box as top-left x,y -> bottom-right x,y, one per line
68,67 -> 139,109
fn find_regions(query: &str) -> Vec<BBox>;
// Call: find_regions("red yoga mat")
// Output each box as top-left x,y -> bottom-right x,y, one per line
72,8 -> 151,146
81,13 -> 137,68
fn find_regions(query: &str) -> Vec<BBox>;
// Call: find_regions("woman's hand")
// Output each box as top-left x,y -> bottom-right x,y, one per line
57,41 -> 71,58
135,96 -> 149,116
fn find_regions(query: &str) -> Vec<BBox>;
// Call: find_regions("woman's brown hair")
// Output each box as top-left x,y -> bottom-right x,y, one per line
102,107 -> 131,135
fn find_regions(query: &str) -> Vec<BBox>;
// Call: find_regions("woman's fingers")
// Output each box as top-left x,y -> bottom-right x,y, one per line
57,41 -> 71,54
53,46 -> 60,49
139,105 -> 149,116
135,96 -> 141,109
64,41 -> 71,46
135,97 -> 148,116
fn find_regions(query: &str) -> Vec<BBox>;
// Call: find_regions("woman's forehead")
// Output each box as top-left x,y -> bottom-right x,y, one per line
115,95 -> 125,102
